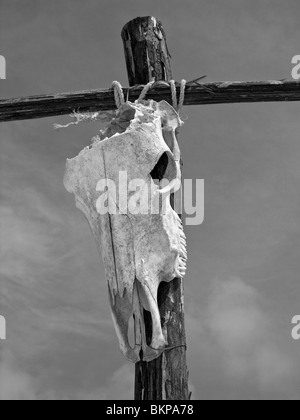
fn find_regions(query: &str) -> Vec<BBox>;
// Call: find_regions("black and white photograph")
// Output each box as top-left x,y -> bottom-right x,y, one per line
0,0 -> 300,403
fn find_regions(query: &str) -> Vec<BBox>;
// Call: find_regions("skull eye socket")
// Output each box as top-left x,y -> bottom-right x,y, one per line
150,152 -> 169,185
150,150 -> 179,193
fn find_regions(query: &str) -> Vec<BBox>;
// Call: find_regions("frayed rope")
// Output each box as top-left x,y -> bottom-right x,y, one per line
53,111 -> 115,130
112,80 -> 125,108
137,81 -> 155,102
54,80 -> 187,129
136,79 -> 186,112
170,79 -> 187,111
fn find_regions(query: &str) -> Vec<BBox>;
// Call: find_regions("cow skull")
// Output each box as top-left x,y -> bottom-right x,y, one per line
64,100 -> 187,362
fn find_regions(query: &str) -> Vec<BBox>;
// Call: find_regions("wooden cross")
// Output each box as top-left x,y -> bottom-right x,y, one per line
1,16 -> 299,401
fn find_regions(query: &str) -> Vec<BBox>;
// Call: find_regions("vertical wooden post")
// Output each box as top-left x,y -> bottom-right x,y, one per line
121,16 -> 190,401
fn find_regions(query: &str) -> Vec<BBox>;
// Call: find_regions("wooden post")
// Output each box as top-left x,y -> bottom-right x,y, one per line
122,16 -> 190,401
121,16 -> 172,86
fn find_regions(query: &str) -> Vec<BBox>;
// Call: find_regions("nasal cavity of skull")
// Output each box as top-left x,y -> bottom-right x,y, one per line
143,309 -> 153,347
150,152 -> 169,187
128,312 -> 153,349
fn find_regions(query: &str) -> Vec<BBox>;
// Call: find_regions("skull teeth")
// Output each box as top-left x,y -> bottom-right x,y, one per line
174,210 -> 187,276
179,228 -> 185,236
180,243 -> 187,256
174,211 -> 184,228
180,253 -> 187,261
180,250 -> 187,259
176,215 -> 183,225
178,257 -> 187,273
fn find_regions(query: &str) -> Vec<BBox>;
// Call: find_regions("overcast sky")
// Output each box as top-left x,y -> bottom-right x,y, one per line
0,0 -> 300,400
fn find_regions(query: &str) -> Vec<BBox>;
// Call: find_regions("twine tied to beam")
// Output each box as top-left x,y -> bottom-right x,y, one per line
54,79 -> 187,129
112,79 -> 187,112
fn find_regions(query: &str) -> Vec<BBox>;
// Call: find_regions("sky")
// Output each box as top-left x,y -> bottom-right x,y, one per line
0,0 -> 300,400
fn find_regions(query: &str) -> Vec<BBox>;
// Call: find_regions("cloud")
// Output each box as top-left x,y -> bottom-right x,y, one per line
0,351 -> 36,401
0,125 -> 118,399
0,126 -> 113,349
187,277 -> 298,400
0,346 -> 133,401
78,364 -> 134,401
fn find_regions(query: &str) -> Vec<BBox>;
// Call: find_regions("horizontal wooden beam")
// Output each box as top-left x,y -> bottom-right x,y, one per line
0,80 -> 300,123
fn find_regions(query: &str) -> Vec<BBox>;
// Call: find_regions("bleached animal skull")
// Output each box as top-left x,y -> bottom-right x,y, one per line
64,100 -> 187,362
